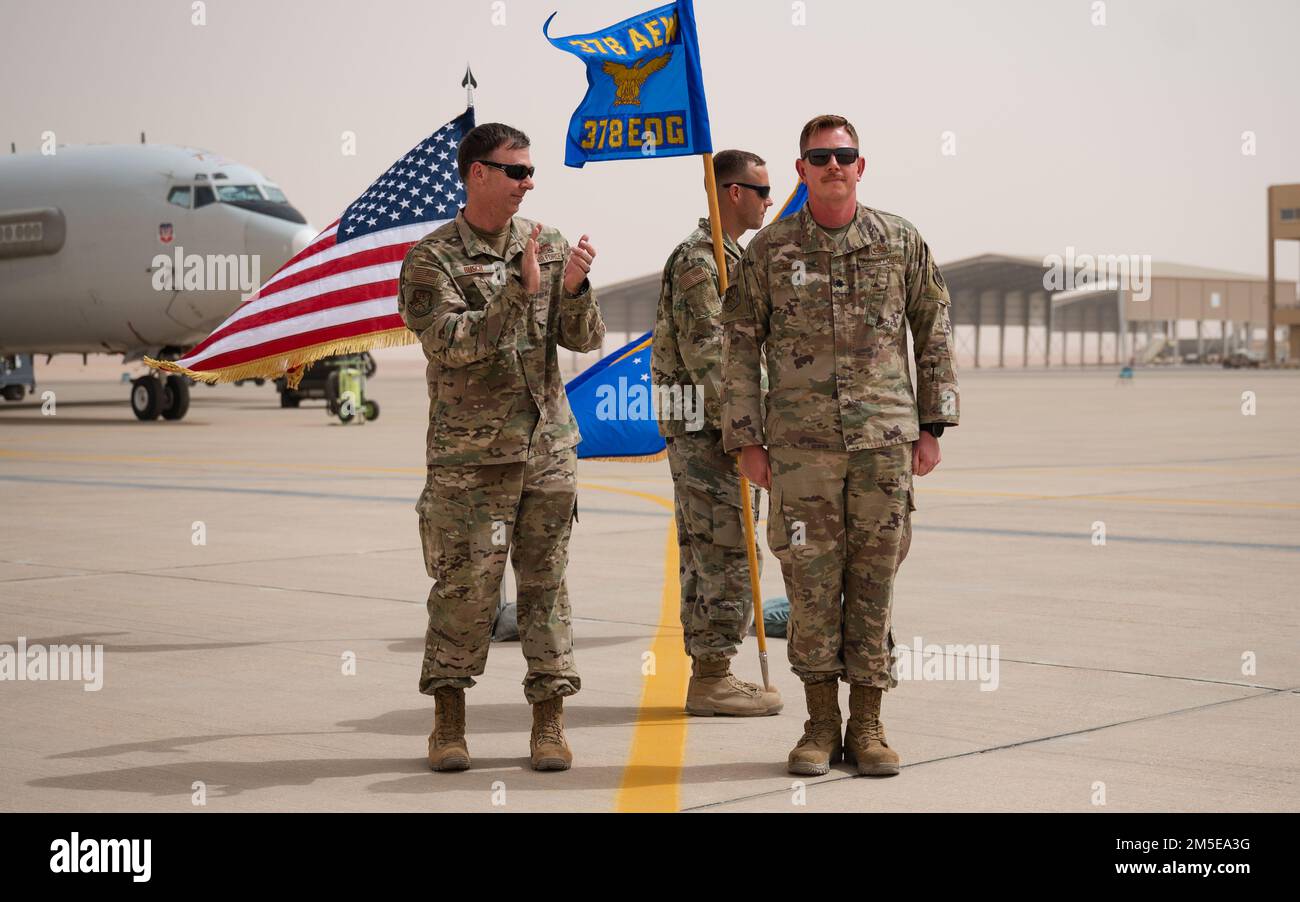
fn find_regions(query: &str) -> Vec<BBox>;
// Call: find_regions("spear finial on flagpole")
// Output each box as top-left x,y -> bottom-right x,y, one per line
462,64 -> 477,109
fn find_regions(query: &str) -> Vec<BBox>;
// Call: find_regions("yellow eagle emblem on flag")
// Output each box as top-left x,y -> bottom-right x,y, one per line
602,50 -> 673,106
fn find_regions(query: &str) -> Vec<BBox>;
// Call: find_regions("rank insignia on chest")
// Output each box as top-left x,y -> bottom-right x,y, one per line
722,283 -> 746,317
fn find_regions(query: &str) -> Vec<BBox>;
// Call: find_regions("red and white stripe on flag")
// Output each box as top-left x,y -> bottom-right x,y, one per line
151,219 -> 434,385
147,107 -> 474,385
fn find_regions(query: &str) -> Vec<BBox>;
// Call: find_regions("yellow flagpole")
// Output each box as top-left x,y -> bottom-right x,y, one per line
702,153 -> 771,692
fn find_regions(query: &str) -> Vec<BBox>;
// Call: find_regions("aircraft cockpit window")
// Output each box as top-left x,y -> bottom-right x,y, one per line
210,183 -> 308,225
167,186 -> 192,208
194,186 -> 216,208
215,185 -> 266,203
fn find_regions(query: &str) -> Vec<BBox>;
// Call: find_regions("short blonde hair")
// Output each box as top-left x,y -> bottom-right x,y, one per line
799,115 -> 859,153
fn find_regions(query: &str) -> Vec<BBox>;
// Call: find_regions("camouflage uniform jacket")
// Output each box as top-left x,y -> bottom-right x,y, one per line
398,211 -> 606,465
651,218 -> 742,438
720,202 -> 959,452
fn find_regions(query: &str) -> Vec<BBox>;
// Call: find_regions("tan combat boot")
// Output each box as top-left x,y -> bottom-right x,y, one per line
787,679 -> 843,776
530,696 -> 573,771
685,657 -> 783,716
427,686 -> 470,772
844,684 -> 901,776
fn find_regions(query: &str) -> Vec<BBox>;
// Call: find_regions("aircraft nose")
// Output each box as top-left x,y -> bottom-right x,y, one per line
290,226 -> 316,256
245,217 -> 318,279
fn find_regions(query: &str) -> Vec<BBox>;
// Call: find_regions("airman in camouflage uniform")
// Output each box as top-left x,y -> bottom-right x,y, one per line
652,150 -> 781,717
721,115 -> 960,776
398,122 -> 605,772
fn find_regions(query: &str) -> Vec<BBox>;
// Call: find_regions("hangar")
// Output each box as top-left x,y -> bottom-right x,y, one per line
940,255 -> 1298,367
580,255 -> 1298,370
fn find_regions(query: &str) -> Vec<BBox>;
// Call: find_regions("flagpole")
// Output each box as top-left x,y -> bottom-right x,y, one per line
702,153 -> 772,693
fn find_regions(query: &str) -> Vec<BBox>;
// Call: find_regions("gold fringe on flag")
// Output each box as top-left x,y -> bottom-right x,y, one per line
582,450 -> 668,463
144,328 -> 418,389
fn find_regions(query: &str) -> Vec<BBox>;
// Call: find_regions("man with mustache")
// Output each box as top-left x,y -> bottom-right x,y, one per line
398,122 -> 605,772
720,114 -> 960,776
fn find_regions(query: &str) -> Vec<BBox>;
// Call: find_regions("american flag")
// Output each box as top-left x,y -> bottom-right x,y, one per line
149,107 -> 474,385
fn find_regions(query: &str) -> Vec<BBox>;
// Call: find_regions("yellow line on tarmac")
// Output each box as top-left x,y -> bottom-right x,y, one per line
577,481 -> 675,511
580,482 -> 691,813
616,516 -> 688,812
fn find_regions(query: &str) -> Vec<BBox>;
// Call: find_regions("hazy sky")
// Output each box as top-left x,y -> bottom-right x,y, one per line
4,0 -> 1299,287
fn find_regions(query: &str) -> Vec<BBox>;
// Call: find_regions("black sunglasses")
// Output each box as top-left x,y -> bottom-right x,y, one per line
476,159 -> 535,180
723,182 -> 771,199
801,147 -> 859,167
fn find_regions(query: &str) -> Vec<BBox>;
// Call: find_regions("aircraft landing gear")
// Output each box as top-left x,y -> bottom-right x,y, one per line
131,374 -> 190,421
131,376 -> 162,420
161,375 -> 190,420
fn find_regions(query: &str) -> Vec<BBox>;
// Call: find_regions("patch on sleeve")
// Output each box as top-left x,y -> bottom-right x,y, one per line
407,288 -> 434,318
678,265 -> 710,292
924,261 -> 951,304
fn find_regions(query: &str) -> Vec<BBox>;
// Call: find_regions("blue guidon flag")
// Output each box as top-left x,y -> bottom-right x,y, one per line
544,0 -> 712,167
565,331 -> 665,461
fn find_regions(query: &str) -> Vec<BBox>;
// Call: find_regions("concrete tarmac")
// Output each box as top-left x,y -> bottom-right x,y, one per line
1,365 -> 1296,812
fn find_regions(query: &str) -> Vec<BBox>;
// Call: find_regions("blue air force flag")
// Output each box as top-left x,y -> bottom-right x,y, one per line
565,331 -> 667,461
777,182 -> 808,220
544,0 -> 713,168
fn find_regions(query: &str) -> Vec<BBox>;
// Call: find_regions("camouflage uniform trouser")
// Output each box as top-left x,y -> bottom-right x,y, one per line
416,447 -> 580,704
766,442 -> 915,689
666,428 -> 761,662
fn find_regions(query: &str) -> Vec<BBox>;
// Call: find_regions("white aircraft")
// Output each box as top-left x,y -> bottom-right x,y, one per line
0,143 -> 316,420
